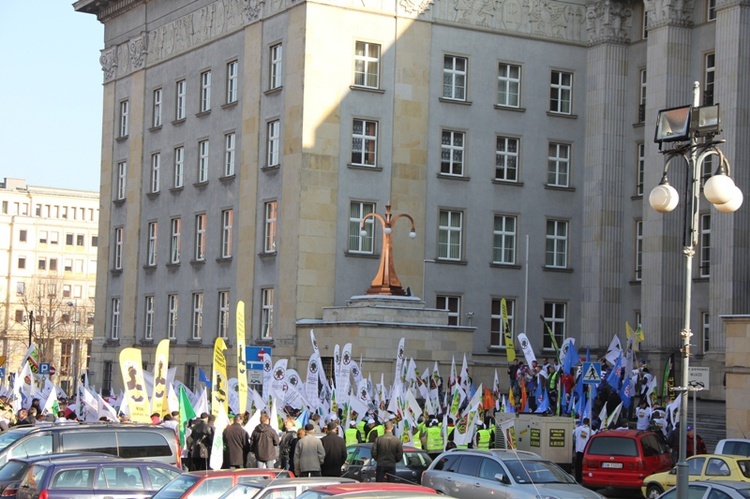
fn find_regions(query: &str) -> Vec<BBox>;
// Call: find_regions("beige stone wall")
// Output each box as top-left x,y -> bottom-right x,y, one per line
724,316 -> 750,438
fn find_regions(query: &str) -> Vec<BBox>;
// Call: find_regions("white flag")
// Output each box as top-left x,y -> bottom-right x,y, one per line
209,404 -> 230,470
517,333 -> 536,365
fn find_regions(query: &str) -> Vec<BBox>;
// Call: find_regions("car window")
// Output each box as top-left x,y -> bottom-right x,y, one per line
350,446 -> 371,466
588,437 -> 638,457
97,465 -> 145,489
147,466 -> 181,488
404,451 -> 431,468
642,435 -> 664,457
0,460 -> 29,480
8,434 -> 53,459
707,490 -> 734,499
151,474 -> 201,499
62,431 -> 117,455
50,468 -> 96,489
705,458 -> 731,477
724,442 -> 750,457
456,455 -> 482,477
688,457 -> 706,475
237,475 -> 274,484
737,460 -> 750,479
478,457 -> 504,480
118,431 -> 172,458
432,454 -> 460,472
0,431 -> 27,454
21,464 -> 46,491
260,487 -> 297,499
192,477 -> 234,498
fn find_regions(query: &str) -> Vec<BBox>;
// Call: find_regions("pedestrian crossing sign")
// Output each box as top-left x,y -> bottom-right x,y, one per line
582,362 -> 601,384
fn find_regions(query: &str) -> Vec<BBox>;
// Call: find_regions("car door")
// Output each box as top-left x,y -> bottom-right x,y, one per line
343,446 -> 371,481
476,457 -> 510,499
46,466 -> 98,499
95,464 -> 152,499
451,455 -> 484,499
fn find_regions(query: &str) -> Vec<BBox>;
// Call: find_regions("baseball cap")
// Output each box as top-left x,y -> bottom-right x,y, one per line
349,420 -> 357,427
305,423 -> 315,431
687,425 -> 694,431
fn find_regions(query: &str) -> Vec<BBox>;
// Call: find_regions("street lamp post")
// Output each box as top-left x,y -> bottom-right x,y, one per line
67,300 -> 79,399
27,311 -> 34,347
649,82 -> 743,499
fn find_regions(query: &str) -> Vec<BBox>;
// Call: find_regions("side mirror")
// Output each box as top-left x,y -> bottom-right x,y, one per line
495,473 -> 511,484
669,468 -> 677,475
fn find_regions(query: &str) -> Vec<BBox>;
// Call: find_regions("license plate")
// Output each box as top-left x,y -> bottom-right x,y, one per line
602,462 -> 623,468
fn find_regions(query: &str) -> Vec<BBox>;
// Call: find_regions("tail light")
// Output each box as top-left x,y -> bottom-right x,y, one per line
174,432 -> 182,469
1,486 -> 18,497
585,459 -> 599,469
39,490 -> 48,499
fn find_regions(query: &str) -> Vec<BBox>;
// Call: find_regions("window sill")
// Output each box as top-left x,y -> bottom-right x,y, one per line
115,135 -> 128,142
546,111 -> 578,119
542,266 -> 574,273
187,338 -> 203,345
350,85 -> 385,94
171,118 -> 186,126
216,256 -> 233,263
264,87 -> 283,96
103,339 -> 120,347
437,173 -> 470,181
143,264 -> 157,271
259,251 -> 277,258
146,191 -> 160,199
166,262 -> 180,269
492,179 -> 523,187
256,338 -> 274,346
344,251 -> 379,259
347,164 -> 383,172
190,259 -> 206,267
113,198 -> 126,206
544,184 -> 575,192
486,346 -> 510,354
629,279 -> 642,285
494,105 -> 525,113
632,121 -> 645,128
139,339 -> 155,346
170,186 -> 184,194
433,258 -> 468,265
148,125 -> 162,132
196,110 -> 211,118
262,164 -> 281,172
219,174 -> 236,184
490,263 -> 522,270
631,194 -> 644,201
193,181 -> 209,189
439,97 -> 472,106
110,269 -> 123,276
694,276 -> 710,283
222,101 -> 238,109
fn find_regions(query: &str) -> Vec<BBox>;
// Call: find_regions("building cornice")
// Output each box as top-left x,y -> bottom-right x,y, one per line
73,0 -> 144,23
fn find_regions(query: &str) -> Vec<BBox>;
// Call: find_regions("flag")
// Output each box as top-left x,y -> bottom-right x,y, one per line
178,385 -> 197,448
501,299 -> 516,361
394,338 -> 406,388
42,388 -> 59,416
508,388 -> 516,412
605,335 -> 623,366
151,339 -> 170,416
661,354 -> 674,404
211,337 -> 229,418
540,315 -> 560,363
605,402 -> 623,428
517,333 -> 536,365
635,325 -> 645,343
562,338 -> 579,375
625,322 -> 633,339
236,300 -> 248,416
209,404 -> 230,470
619,375 -> 633,409
119,347 -> 150,423
606,353 -> 623,390
198,368 -> 212,388
23,344 -> 40,373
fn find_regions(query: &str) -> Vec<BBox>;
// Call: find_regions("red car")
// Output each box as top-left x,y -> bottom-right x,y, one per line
151,468 -> 294,499
297,482 -> 437,498
583,429 -> 672,490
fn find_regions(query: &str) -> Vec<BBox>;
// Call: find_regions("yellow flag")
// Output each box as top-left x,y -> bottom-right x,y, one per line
212,337 -> 229,418
119,347 -> 151,423
151,339 -> 170,416
635,325 -> 645,343
502,299 -> 516,361
236,300 -> 248,416
625,321 -> 633,339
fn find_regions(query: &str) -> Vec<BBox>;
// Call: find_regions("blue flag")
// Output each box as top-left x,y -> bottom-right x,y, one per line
619,375 -> 633,409
198,367 -> 212,388
606,353 -> 623,390
563,341 -> 579,375
535,389 -> 550,413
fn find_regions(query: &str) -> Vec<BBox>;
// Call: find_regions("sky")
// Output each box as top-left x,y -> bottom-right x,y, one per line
0,1 -> 104,192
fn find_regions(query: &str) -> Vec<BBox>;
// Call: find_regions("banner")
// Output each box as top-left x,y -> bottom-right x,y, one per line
305,353 -> 321,412
341,343 -> 353,398
395,338 -> 406,388
236,300 -> 248,416
178,385 -> 197,448
151,339 -> 170,416
517,333 -> 536,365
211,337 -> 229,418
501,299 -> 516,361
119,347 -> 151,423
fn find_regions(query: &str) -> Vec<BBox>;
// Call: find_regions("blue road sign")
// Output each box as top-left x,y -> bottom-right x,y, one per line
39,362 -> 50,374
0,367 -> 5,379
582,361 -> 602,384
245,346 -> 272,371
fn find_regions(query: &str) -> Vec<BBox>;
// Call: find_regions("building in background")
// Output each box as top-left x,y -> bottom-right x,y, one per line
74,0 -> 748,398
0,178 -> 99,394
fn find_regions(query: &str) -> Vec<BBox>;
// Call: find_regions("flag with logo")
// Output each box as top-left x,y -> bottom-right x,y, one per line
151,339 -> 170,416
236,300 -> 248,416
501,299 -> 516,361
516,333 -> 536,365
119,347 -> 151,423
211,337 -> 229,418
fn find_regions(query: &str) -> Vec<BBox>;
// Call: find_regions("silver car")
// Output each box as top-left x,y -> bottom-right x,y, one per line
421,449 -> 605,499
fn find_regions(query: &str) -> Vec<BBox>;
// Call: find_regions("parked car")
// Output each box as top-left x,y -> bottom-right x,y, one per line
0,423 -> 181,467
15,456 -> 182,499
342,443 -> 432,484
421,448 -> 604,499
297,482 -> 438,499
582,429 -> 672,490
641,454 -> 750,498
0,452 -> 110,499
716,439 -> 750,457
151,468 -> 294,499
218,477 -> 357,499
656,480 -> 750,499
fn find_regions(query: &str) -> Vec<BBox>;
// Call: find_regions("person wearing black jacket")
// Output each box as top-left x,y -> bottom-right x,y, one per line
320,421 -> 347,477
371,420 -> 403,482
223,414 -> 250,468
189,413 -> 214,471
278,417 -> 299,470
249,413 -> 280,468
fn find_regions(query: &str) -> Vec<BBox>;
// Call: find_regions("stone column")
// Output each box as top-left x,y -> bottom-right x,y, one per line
581,0 -> 633,346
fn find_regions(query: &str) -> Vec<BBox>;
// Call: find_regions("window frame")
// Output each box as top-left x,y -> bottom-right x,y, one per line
702,311 -> 710,353
144,295 -> 155,340
438,209 -> 463,261
351,119 -> 378,167
497,62 -> 521,108
635,219 -> 643,281
636,143 -> 645,196
261,288 -> 274,339
173,146 -> 184,188
440,130 -> 465,177
191,292 -> 203,340
226,60 -> 239,104
270,43 -> 283,90
221,209 -> 233,259
197,139 -> 209,183
116,161 -> 127,200
354,41 -> 381,89
199,70 -> 212,113
267,120 -> 280,167
113,227 -> 124,270
542,302 -> 566,351
150,153 -> 161,193
436,295 -> 461,326
264,201 -> 278,253
495,136 -> 519,182
549,70 -> 573,115
638,69 -> 647,123
442,55 -> 468,101
119,99 -> 129,138
152,88 -> 163,128
147,221 -> 158,267
170,217 -> 181,264
545,219 -> 569,268
224,132 -> 236,177
547,142 -> 571,187
218,290 -> 230,339
111,298 -> 121,340
167,294 -> 179,340
704,53 -> 715,106
490,298 -> 515,348
348,201 -> 375,254
175,79 -> 187,120
700,213 -> 711,278
194,213 -> 206,262
492,214 -> 517,265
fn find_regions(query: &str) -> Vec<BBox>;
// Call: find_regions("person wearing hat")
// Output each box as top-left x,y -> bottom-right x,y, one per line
344,420 -> 361,446
294,423 -> 326,477
475,421 -> 493,450
372,420 -> 403,482
365,418 -> 379,443
423,418 -> 444,458
321,421 -> 347,476
686,425 -> 707,457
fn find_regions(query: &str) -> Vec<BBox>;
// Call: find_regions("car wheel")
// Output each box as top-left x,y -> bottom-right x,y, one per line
646,484 -> 664,499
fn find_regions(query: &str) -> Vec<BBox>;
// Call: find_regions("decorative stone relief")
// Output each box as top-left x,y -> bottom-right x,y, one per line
586,0 -> 633,44
100,47 -> 118,83
454,0 -> 497,25
643,0 -> 694,28
244,0 -> 265,21
400,0 -> 435,14
128,34 -> 147,70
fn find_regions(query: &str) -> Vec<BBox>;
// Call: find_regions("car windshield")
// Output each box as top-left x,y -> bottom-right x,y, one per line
738,460 -> 750,479
0,460 -> 29,480
217,483 -> 262,499
504,459 -> 576,484
0,430 -> 30,454
151,474 -> 201,499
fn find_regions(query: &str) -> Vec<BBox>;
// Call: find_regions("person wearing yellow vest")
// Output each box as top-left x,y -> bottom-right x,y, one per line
475,421 -> 492,449
365,418 -> 379,443
424,419 -> 444,457
344,420 -> 361,446
368,422 -> 385,443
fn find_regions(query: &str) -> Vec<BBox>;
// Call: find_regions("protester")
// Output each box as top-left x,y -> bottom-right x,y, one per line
294,423 -> 326,477
278,417 -> 299,470
573,418 -> 592,483
686,425 -> 707,457
224,414 -> 250,468
371,420 -> 403,482
249,413 -> 280,468
321,421 -> 347,477
189,413 -> 214,471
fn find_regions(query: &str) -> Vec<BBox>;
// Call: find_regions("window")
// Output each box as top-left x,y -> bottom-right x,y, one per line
92,236 -> 98,247
194,214 -> 206,261
221,209 -> 233,258
642,9 -> 648,39
113,227 -> 123,270
354,41 -> 380,89
200,70 -> 211,112
60,341 -> 72,376
17,257 -> 26,269
153,88 -> 162,127
438,210 -> 463,261
226,60 -> 239,103
224,132 -> 236,176
490,298 -> 515,348
111,298 -> 121,340
65,259 -> 73,272
443,55 -> 467,101
147,221 -> 158,266
550,70 -> 572,114
635,220 -> 643,281
76,234 -> 84,246
261,288 -> 274,339
150,153 -> 161,193
700,214 -> 711,277
197,140 -> 209,183
116,161 -> 127,200
167,294 -> 179,340
702,312 -> 710,352
545,219 -> 568,268
185,364 -> 196,392
351,119 -> 377,167
636,143 -> 645,196
119,100 -> 129,137
175,79 -> 186,120
173,146 -> 184,188
497,63 -> 521,107
38,258 -> 46,270
437,295 -> 461,326
191,292 -> 203,340
547,142 -> 570,187
39,230 -> 48,243
493,215 -> 517,265
495,136 -> 519,182
638,69 -> 647,123
144,296 -> 155,340
704,53 -> 715,106
18,229 -> 27,242
707,0 -> 716,20
440,130 -> 465,177
267,120 -> 280,167
269,44 -> 283,90
49,258 -> 57,271
218,291 -> 230,338
170,217 -> 181,264
543,302 -> 566,350
349,201 -> 375,253
264,201 -> 278,253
